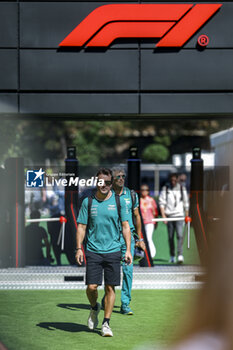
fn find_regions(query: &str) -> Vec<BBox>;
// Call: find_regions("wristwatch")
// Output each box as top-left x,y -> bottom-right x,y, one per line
75,248 -> 82,252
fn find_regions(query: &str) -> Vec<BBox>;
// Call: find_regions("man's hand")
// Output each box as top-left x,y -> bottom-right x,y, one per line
135,240 -> 146,252
124,250 -> 133,265
75,249 -> 83,265
162,215 -> 168,225
160,207 -> 167,224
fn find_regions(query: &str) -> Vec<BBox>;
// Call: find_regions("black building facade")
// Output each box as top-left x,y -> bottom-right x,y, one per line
1,0 -> 233,118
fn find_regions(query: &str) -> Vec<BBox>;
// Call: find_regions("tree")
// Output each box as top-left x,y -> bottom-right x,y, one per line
142,144 -> 169,163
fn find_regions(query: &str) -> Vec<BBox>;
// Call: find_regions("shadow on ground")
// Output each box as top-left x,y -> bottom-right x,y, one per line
36,322 -> 100,334
57,303 -> 90,311
57,303 -> 121,312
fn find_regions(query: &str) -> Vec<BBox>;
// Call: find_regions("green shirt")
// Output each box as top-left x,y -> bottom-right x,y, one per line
116,187 -> 139,234
77,192 -> 128,254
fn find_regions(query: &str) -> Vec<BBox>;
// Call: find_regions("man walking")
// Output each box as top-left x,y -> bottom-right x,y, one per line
159,173 -> 189,264
111,167 -> 145,315
75,168 -> 132,337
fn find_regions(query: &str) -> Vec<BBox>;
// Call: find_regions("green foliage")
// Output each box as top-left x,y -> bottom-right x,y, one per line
0,120 -> 20,165
0,118 -> 232,166
154,135 -> 171,147
142,144 -> 169,163
72,132 -> 101,165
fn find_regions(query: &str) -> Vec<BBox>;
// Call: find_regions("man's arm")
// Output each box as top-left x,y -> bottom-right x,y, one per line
159,187 -> 168,224
133,208 -> 146,251
160,206 -> 167,224
183,186 -> 189,217
75,223 -> 87,265
122,221 -> 132,264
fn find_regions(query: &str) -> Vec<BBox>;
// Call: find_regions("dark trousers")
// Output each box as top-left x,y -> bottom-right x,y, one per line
167,220 -> 184,257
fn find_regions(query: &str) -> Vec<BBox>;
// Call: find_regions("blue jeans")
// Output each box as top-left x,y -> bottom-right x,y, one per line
120,234 -> 135,306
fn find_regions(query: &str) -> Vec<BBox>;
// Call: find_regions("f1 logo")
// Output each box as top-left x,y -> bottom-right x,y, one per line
59,4 -> 222,48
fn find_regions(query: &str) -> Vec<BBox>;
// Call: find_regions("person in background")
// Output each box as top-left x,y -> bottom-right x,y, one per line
140,184 -> 158,258
25,210 -> 52,266
47,212 -> 62,266
111,167 -> 145,315
178,172 -> 189,192
159,173 -> 189,264
178,173 -> 187,187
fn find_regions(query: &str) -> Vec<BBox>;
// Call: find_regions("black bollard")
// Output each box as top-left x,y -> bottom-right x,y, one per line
190,147 -> 208,264
127,147 -> 153,267
64,147 -> 85,265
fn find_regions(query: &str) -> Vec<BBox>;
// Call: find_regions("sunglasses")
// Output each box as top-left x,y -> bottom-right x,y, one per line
115,175 -> 126,179
104,181 -> 112,186
141,188 -> 149,191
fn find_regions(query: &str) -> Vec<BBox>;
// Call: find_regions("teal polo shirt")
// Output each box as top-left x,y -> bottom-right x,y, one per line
77,192 -> 128,254
116,187 -> 139,234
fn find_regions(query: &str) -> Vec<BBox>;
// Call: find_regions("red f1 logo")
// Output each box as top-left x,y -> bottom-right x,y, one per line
59,4 -> 222,48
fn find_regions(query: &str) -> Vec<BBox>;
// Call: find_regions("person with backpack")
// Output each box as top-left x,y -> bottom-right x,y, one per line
75,168 -> 132,337
159,173 -> 189,264
111,167 -> 145,315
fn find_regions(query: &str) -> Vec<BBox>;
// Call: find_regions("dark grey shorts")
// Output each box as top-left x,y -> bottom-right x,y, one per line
85,250 -> 121,286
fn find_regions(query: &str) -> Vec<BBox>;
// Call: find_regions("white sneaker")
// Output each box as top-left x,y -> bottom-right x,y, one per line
177,255 -> 184,264
169,256 -> 176,263
101,322 -> 113,337
87,303 -> 101,330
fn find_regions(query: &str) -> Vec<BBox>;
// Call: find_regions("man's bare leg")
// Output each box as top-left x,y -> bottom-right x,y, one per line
86,284 -> 98,307
104,284 -> 115,319
86,284 -> 100,330
101,284 -> 115,336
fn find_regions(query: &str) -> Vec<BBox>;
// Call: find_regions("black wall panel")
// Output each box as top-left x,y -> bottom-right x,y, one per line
20,50 -> 138,91
141,50 -> 233,91
0,50 -> 18,90
20,93 -> 139,114
141,93 -> 233,115
0,94 -> 17,113
0,3 -> 17,47
20,2 -> 138,49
